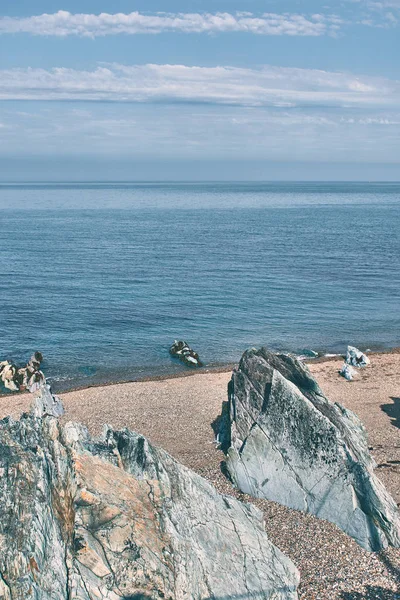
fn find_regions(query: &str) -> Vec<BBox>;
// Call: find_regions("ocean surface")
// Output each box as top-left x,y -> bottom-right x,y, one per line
1,181 -> 399,391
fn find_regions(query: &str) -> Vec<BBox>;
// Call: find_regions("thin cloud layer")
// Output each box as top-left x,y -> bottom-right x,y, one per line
353,0 -> 400,26
2,101 -> 400,166
0,10 -> 342,37
1,63 -> 398,109
364,0 -> 400,8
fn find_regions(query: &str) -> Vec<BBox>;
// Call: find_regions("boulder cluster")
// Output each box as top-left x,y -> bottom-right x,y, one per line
1,344 -> 399,598
0,388 -> 299,599
169,340 -> 203,367
340,345 -> 370,381
0,351 -> 45,392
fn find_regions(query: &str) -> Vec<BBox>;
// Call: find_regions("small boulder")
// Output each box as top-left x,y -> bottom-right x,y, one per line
0,362 -> 18,391
340,362 -> 356,381
298,349 -> 319,359
169,340 -> 203,367
28,351 -> 43,370
0,352 -> 45,393
346,345 -> 370,368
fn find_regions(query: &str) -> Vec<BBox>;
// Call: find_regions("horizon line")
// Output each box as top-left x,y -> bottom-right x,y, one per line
1,179 -> 400,185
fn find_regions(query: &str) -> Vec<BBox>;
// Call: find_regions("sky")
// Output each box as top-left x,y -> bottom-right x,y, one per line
0,1 -> 399,181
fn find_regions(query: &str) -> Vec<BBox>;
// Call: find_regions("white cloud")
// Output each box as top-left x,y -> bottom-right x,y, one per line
352,0 -> 400,26
2,96 -> 400,168
0,63 -> 398,109
358,117 -> 400,123
0,10 -> 342,37
367,1 -> 400,8
2,102 -> 400,165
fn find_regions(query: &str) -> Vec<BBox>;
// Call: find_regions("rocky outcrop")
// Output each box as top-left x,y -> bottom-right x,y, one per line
222,347 -> 400,552
0,351 -> 45,392
169,340 -> 203,367
0,390 -> 299,599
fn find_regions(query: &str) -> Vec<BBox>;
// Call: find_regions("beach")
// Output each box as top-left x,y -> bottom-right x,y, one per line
1,351 -> 400,599
2,5 -> 400,596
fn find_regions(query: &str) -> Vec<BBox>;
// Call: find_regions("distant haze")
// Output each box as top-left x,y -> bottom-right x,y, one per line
1,157 -> 400,183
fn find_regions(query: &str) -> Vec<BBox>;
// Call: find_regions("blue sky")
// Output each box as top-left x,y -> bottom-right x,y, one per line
1,1 -> 399,180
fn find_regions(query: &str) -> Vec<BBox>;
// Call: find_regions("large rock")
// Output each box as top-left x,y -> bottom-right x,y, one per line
0,394 -> 299,599
222,347 -> 400,552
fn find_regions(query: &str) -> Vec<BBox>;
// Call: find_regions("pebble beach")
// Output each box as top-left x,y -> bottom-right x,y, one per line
1,351 -> 400,599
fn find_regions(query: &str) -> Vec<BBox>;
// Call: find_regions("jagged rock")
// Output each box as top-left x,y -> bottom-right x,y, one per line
346,345 -> 370,368
0,362 -> 18,391
0,397 -> 299,599
222,347 -> 400,552
169,340 -> 203,367
340,362 -> 356,381
0,352 -> 45,393
32,384 -> 65,418
29,351 -> 43,370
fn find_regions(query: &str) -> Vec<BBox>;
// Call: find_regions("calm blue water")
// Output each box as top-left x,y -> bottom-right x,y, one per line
1,182 -> 399,391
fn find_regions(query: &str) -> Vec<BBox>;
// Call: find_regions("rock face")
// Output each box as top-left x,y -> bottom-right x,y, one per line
0,392 -> 299,599
222,347 -> 400,552
169,340 -> 203,368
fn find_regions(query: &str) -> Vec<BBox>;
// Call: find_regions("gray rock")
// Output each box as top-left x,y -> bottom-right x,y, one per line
32,383 -> 65,418
222,347 -> 400,552
0,402 -> 299,599
339,362 -> 356,381
346,345 -> 370,368
297,349 -> 318,359
169,340 -> 203,367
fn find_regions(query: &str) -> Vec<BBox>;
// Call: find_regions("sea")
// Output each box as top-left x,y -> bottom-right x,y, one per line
1,181 -> 399,391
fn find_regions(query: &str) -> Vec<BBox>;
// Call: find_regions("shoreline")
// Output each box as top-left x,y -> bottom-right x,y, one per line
48,362 -> 238,395
1,346 -> 400,398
